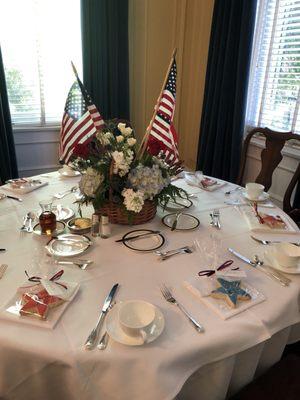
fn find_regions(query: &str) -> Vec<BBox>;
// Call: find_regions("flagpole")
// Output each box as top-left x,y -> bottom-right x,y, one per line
136,48 -> 177,159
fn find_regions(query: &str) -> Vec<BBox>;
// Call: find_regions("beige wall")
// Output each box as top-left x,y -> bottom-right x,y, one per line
129,0 -> 214,169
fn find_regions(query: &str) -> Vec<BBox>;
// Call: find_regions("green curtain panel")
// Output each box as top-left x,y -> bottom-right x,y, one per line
196,0 -> 257,182
81,0 -> 129,120
0,47 -> 18,183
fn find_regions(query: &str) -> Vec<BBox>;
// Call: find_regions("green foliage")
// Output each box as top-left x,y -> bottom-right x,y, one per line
5,68 -> 33,112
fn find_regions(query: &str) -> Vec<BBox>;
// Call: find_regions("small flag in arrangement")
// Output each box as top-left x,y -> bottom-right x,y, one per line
146,58 -> 179,162
59,73 -> 105,163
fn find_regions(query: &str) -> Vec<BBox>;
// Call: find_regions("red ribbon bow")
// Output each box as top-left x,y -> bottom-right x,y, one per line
198,260 -> 239,277
25,269 -> 67,290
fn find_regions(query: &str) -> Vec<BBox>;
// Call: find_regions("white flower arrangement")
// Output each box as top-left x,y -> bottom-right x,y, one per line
71,119 -> 185,217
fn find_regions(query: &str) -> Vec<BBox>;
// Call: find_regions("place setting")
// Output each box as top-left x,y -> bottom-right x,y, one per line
184,171 -> 227,192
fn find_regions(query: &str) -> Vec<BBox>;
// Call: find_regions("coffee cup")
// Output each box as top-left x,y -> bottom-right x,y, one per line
118,300 -> 156,343
245,183 -> 265,200
273,243 -> 300,268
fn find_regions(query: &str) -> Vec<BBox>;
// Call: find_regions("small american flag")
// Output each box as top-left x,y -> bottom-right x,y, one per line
147,59 -> 179,162
59,77 -> 105,163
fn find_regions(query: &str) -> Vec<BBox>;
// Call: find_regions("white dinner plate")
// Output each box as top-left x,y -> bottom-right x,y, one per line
46,234 -> 91,257
106,302 -> 165,346
121,229 -> 165,252
264,248 -> 300,274
242,191 -> 270,202
164,197 -> 193,212
58,168 -> 81,177
162,213 -> 200,230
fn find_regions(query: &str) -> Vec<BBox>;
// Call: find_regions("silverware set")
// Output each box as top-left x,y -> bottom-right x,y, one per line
155,245 -> 194,261
54,259 -> 93,270
210,209 -> 221,229
20,212 -> 35,233
0,193 -> 22,202
161,285 -> 204,332
53,186 -> 78,199
251,235 -> 300,246
85,284 -> 119,350
228,248 -> 291,287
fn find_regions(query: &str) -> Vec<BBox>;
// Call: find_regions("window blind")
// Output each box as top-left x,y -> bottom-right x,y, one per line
0,0 -> 82,127
246,0 -> 300,133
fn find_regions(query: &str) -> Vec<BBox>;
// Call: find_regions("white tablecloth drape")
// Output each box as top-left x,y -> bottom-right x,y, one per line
0,172 -> 299,400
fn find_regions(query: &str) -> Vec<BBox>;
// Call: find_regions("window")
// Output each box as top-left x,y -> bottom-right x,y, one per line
0,0 -> 82,127
246,0 -> 300,133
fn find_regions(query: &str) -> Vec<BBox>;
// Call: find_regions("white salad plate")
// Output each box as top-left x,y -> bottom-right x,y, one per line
162,213 -> 200,230
106,302 -> 165,346
46,234 -> 91,257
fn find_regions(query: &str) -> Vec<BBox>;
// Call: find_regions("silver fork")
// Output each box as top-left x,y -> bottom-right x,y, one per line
161,285 -> 204,332
156,246 -> 194,260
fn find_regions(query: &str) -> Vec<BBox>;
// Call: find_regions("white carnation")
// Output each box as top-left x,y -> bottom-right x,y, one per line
122,188 -> 144,213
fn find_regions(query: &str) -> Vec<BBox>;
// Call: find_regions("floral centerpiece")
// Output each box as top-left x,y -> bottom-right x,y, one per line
71,120 -> 187,224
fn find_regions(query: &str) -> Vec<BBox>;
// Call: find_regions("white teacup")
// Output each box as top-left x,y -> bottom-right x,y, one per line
273,243 -> 300,268
118,300 -> 156,343
245,183 -> 265,200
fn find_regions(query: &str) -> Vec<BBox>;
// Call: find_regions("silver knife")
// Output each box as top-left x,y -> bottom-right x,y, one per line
171,212 -> 182,231
84,283 -> 119,350
228,248 -> 290,287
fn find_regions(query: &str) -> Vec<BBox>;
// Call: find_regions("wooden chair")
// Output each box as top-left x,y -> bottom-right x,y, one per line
283,162 -> 300,225
237,127 -> 299,191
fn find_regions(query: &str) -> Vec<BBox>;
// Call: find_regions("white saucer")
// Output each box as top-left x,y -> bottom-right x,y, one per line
264,248 -> 300,274
242,191 -> 269,202
58,168 -> 81,177
106,302 -> 165,346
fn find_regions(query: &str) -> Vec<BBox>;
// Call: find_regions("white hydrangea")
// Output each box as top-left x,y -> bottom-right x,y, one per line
127,137 -> 136,147
116,135 -> 124,143
79,167 -> 104,197
128,164 -> 170,199
117,122 -> 133,137
122,188 -> 144,213
112,150 -> 134,177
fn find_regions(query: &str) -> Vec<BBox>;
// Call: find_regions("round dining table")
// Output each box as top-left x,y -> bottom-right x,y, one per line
0,171 -> 299,400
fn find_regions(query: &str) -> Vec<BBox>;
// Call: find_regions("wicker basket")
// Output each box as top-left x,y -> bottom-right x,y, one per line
96,200 -> 157,225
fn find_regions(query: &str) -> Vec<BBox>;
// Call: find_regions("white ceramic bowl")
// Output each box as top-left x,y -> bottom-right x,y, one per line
273,242 -> 300,268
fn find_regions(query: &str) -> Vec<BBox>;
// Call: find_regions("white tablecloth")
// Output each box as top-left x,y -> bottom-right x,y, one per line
0,172 -> 299,400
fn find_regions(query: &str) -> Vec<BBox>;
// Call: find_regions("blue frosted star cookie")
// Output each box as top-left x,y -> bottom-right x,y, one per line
210,278 -> 251,308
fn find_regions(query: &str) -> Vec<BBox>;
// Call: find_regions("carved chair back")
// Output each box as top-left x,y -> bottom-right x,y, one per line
237,127 -> 299,191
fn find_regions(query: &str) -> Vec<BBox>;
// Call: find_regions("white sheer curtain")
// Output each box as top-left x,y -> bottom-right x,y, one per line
246,0 -> 300,133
